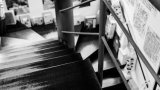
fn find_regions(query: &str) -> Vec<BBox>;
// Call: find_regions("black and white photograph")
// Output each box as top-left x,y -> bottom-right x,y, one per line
1,0 -> 160,90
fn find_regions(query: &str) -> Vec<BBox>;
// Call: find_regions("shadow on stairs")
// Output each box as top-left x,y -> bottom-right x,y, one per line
0,39 -> 101,90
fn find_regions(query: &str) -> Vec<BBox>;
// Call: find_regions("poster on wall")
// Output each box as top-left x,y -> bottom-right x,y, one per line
120,0 -> 160,89
5,0 -> 29,15
43,0 -> 55,10
133,2 -> 149,39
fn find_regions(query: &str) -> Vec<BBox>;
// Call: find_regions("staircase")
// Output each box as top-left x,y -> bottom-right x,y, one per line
0,39 -> 101,90
0,21 -> 129,89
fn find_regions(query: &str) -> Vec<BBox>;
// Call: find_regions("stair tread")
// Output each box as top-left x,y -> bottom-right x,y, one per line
4,45 -> 66,57
0,53 -> 81,70
1,49 -> 74,64
0,53 -> 82,80
2,42 -> 62,55
7,29 -> 45,41
0,60 -> 101,90
1,37 -> 30,47
103,83 -> 127,90
2,39 -> 59,51
96,65 -> 125,79
102,77 -> 122,88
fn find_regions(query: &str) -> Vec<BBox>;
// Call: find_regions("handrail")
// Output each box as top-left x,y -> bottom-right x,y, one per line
62,31 -> 99,35
60,0 -> 94,12
102,36 -> 131,90
103,0 -> 160,86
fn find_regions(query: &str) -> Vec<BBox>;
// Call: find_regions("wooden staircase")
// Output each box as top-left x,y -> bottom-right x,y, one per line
0,39 -> 101,90
0,22 -> 128,90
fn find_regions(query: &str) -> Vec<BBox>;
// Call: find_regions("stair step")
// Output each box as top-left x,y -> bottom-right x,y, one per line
2,49 -> 74,64
103,83 -> 127,90
7,29 -> 45,41
96,65 -> 125,79
76,35 -> 98,59
2,39 -> 59,52
5,44 -> 66,57
0,53 -> 81,70
3,41 -> 62,54
1,37 -> 30,47
95,65 -> 126,89
102,77 -> 122,88
0,60 -> 101,90
5,47 -> 68,60
0,53 -> 82,80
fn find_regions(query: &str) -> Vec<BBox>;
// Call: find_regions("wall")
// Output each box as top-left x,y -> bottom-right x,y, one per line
28,0 -> 56,18
73,0 -> 99,17
120,0 -> 160,89
4,0 -> 99,25
28,0 -> 99,19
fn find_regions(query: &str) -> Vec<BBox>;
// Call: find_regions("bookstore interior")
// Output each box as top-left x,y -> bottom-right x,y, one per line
0,0 -> 160,90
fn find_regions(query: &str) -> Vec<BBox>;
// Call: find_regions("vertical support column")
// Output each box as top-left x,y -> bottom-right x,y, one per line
0,0 -> 6,47
55,0 -> 75,49
0,18 -> 6,47
98,0 -> 106,86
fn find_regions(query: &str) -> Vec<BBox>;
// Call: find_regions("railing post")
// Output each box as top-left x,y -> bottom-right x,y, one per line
55,0 -> 75,49
98,0 -> 106,86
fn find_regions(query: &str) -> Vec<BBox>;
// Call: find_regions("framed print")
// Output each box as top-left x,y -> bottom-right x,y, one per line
43,12 -> 54,25
5,10 -> 17,25
19,14 -> 31,27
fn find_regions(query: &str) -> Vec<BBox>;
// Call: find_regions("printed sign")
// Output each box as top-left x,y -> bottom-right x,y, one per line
143,27 -> 160,66
133,2 -> 148,38
120,0 -> 160,89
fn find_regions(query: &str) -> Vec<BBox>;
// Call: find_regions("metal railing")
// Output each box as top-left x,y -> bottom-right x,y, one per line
102,36 -> 131,90
102,0 -> 160,87
60,0 -> 94,12
59,0 -> 160,89
62,31 -> 99,35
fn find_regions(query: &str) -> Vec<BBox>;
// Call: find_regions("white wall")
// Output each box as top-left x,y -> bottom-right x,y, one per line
28,0 -> 56,18
73,0 -> 99,17
121,0 -> 160,89
28,0 -> 43,18
27,0 -> 99,22
4,0 -> 99,25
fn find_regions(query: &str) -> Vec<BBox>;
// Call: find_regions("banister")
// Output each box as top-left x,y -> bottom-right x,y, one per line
60,0 -> 94,12
62,31 -> 99,35
103,0 -> 160,86
102,36 -> 131,90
